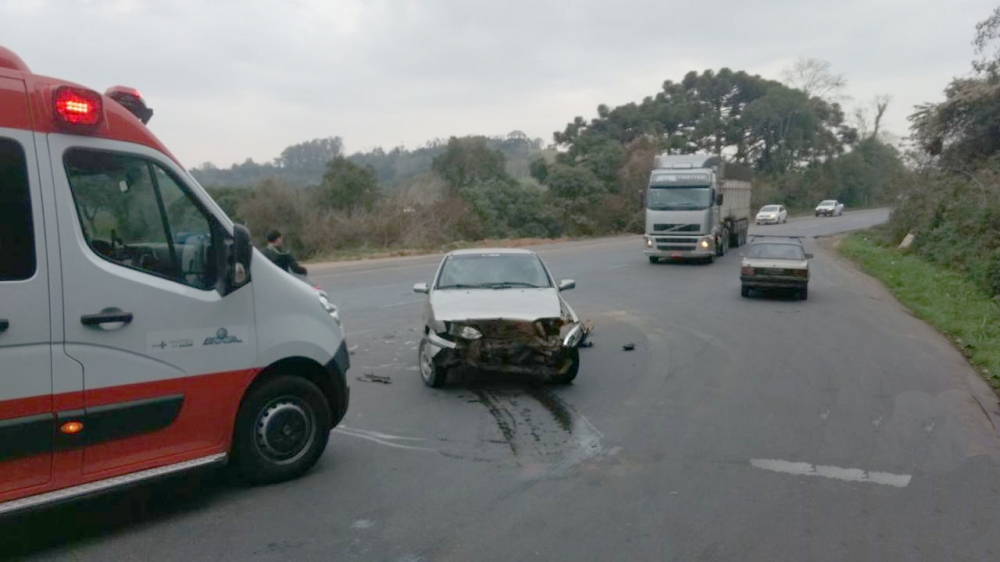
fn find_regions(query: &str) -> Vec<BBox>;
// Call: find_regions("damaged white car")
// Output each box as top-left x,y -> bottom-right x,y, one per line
413,249 -> 587,387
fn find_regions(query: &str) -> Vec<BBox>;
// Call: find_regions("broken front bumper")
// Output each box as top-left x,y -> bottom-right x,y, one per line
424,318 -> 588,376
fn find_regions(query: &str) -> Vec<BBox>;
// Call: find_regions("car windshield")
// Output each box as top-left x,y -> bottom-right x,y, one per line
747,243 -> 806,260
760,206 -> 779,212
436,254 -> 552,289
646,187 -> 711,210
819,200 -> 836,205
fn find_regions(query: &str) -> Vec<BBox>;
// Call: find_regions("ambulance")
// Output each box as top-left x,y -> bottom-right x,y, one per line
0,47 -> 350,515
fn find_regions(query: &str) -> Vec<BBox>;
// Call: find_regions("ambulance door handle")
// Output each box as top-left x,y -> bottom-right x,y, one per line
81,308 -> 133,330
0,319 -> 8,333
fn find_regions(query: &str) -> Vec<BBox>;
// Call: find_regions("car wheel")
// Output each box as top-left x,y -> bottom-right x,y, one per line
800,287 -> 809,300
418,338 -> 447,388
649,257 -> 659,264
741,285 -> 750,298
231,375 -> 331,485
551,347 -> 580,385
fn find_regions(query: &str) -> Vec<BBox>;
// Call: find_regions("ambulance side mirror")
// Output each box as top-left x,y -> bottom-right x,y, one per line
219,224 -> 253,296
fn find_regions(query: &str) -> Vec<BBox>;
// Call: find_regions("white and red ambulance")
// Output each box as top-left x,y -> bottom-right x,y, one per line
0,47 -> 350,515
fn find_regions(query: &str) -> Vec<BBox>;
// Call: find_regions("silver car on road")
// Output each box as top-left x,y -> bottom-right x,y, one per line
413,249 -> 586,387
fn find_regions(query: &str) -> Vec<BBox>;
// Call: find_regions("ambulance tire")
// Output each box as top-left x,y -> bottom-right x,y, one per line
232,375 -> 332,485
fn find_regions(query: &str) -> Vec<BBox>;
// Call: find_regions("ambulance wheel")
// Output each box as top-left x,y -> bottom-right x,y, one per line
232,375 -> 331,485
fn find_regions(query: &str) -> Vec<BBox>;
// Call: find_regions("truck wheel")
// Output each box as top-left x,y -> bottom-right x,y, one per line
741,285 -> 750,297
419,339 -> 448,388
551,347 -> 580,385
232,375 -> 331,485
799,287 -> 809,300
649,257 -> 659,264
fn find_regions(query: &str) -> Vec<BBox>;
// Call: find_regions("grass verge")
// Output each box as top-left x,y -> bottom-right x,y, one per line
838,232 -> 1000,390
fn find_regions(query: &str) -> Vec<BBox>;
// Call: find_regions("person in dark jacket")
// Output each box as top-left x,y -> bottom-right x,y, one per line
261,229 -> 307,275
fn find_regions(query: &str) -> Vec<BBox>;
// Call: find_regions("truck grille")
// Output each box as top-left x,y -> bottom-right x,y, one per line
653,224 -> 700,233
657,245 -> 692,251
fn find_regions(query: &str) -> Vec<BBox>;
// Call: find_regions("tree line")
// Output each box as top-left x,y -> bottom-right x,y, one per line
885,6 -> 1000,297
196,58 -> 917,261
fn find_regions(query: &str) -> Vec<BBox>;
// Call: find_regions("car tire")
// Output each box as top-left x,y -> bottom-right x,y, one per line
551,347 -> 580,385
741,285 -> 750,298
231,375 -> 331,485
800,287 -> 809,300
649,257 -> 659,264
418,338 -> 448,388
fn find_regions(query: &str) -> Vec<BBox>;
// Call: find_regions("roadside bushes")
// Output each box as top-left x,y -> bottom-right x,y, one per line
886,159 -> 1000,296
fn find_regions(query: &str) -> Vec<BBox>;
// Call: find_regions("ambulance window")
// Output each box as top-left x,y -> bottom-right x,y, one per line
64,149 -> 216,290
0,138 -> 36,281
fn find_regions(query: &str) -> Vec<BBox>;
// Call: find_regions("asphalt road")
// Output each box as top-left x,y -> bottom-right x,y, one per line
6,208 -> 1000,561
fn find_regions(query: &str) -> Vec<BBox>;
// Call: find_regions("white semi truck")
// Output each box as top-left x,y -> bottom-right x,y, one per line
643,153 -> 753,264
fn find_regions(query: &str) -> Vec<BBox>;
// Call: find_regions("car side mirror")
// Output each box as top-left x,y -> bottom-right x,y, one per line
413,282 -> 429,294
716,193 -> 724,205
805,253 -> 814,259
558,279 -> 576,291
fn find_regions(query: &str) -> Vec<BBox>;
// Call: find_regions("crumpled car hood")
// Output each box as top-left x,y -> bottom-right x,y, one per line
431,288 -> 564,322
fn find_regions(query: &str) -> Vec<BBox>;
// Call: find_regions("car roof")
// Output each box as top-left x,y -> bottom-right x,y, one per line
447,248 -> 537,256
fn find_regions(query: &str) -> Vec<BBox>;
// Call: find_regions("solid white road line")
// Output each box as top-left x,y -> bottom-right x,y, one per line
749,458 -> 912,488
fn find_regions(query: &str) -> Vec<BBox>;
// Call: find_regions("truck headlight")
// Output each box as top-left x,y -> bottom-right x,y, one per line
645,236 -> 653,248
699,236 -> 712,249
448,323 -> 482,340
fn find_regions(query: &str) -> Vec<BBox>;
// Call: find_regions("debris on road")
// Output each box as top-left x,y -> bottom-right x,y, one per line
357,372 -> 392,384
622,343 -> 636,351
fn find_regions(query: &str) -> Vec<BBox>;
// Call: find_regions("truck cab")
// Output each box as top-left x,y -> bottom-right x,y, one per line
0,47 -> 349,516
643,154 -> 753,264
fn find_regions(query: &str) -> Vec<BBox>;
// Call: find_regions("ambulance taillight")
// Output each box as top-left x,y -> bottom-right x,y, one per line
105,85 -> 154,124
53,86 -> 103,128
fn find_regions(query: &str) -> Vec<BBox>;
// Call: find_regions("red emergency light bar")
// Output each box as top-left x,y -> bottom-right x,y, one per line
53,86 -> 103,128
105,85 -> 153,124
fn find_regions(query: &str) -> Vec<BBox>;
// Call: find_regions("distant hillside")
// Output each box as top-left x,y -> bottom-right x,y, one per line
189,131 -> 549,189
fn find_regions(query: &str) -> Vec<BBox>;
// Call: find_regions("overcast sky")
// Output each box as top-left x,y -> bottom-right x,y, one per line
2,0 -> 994,168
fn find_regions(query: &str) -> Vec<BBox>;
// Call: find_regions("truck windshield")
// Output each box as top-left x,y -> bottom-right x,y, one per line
646,187 -> 711,211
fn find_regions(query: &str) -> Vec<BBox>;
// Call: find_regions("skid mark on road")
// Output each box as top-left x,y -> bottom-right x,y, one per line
470,386 -> 604,477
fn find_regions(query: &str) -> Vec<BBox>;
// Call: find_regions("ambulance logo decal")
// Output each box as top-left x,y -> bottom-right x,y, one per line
203,327 -> 243,346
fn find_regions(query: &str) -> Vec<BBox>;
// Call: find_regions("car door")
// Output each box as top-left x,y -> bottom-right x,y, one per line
0,127 -> 54,497
48,136 -> 258,477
